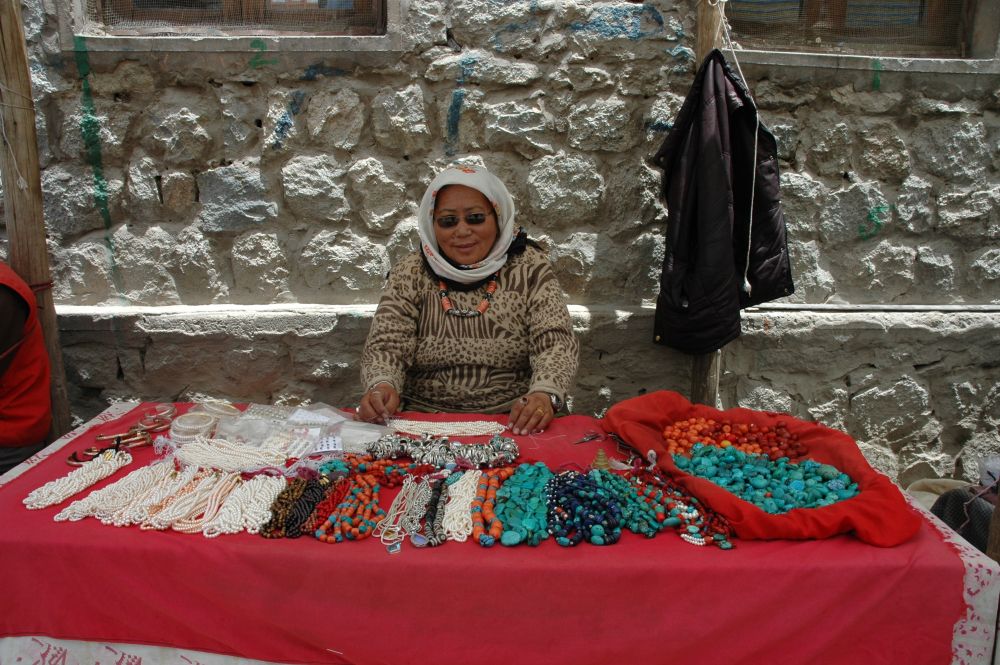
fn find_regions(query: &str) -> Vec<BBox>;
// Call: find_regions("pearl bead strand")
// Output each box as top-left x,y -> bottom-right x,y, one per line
442,470 -> 482,542
24,449 -> 133,510
175,436 -> 286,472
388,419 -> 506,437
54,462 -> 171,524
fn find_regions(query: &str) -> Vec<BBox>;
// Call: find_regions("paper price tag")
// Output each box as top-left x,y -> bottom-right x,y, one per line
314,436 -> 342,453
288,409 -> 331,424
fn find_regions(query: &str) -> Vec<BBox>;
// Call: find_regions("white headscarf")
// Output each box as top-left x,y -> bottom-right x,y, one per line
417,165 -> 518,284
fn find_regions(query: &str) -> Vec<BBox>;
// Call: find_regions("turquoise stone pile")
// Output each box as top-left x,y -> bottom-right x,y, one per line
496,462 -> 553,546
590,469 -> 666,538
673,443 -> 858,514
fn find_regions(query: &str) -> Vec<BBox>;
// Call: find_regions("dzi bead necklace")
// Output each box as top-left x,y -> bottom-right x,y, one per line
439,270 -> 500,317
423,478 -> 449,547
546,470 -> 623,546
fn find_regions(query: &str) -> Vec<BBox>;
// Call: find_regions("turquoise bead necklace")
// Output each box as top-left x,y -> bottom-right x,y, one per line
589,469 -> 666,539
495,462 -> 553,547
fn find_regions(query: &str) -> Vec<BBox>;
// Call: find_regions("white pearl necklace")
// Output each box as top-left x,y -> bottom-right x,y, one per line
142,470 -> 215,530
443,470 -> 482,542
202,475 -> 286,538
54,462 -> 171,524
126,465 -> 199,526
388,419 -> 506,437
175,436 -> 286,472
172,472 -> 242,534
375,475 -> 432,547
24,449 -> 133,510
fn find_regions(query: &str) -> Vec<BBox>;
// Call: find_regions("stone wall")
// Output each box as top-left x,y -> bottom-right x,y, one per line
3,0 -> 1000,485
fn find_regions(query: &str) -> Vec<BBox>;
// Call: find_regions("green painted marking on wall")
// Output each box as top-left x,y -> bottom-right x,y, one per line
73,35 -> 128,304
859,204 -> 893,240
872,59 -> 882,92
249,40 -> 279,68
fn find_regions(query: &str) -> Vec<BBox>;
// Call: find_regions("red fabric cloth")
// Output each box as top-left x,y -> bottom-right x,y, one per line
0,261 -> 51,447
0,404 -> 965,665
605,391 -> 923,547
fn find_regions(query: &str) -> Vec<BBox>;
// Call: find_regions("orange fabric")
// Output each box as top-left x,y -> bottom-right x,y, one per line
605,391 -> 922,547
0,261 -> 51,447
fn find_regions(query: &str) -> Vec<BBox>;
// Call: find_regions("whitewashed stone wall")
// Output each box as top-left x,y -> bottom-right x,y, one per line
2,0 -> 999,485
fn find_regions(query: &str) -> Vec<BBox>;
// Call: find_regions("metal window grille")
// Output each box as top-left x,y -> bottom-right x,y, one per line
85,0 -> 385,36
728,0 -> 975,58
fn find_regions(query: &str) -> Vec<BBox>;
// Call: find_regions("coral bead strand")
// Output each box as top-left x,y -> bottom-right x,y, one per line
471,466 -> 515,547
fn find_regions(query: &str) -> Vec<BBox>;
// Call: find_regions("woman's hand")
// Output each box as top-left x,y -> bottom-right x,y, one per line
355,383 -> 400,425
507,393 -> 554,436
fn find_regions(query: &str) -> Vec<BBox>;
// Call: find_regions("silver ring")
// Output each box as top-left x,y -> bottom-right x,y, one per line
370,390 -> 384,401
519,396 -> 529,405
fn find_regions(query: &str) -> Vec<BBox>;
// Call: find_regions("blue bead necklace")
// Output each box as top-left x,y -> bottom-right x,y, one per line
496,462 -> 553,547
546,470 -> 623,546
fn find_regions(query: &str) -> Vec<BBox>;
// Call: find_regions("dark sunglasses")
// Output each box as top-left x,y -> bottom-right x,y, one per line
434,211 -> 494,229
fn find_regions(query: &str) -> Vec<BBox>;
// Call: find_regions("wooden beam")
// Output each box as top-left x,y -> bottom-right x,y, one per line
692,0 -> 726,407
0,0 -> 73,441
690,350 -> 721,406
696,0 -> 726,65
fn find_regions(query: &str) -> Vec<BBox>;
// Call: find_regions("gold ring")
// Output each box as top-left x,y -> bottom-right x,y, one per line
535,408 -> 544,416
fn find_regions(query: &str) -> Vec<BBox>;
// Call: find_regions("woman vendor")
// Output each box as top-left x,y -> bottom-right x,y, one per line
356,165 -> 579,435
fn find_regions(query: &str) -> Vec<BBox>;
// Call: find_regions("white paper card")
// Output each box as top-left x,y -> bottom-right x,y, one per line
288,408 -> 331,424
314,436 -> 342,453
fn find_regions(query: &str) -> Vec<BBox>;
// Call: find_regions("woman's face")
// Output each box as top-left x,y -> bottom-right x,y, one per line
433,185 -> 499,266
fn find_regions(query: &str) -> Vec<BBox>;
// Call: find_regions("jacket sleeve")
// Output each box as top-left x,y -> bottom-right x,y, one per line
525,257 -> 580,406
359,264 -> 420,395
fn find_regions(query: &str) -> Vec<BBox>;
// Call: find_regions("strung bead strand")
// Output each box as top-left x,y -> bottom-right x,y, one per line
443,470 -> 482,542
375,475 -> 432,548
317,474 -> 386,543
590,469 -> 666,539
202,475 -> 286,538
471,466 -> 515,547
388,419 -> 506,438
631,469 -> 735,549
260,479 -> 308,539
54,461 -> 171,524
422,479 -> 448,547
172,472 -> 242,534
546,470 -> 623,546
495,462 -> 553,547
283,477 -> 331,539
24,448 -> 133,510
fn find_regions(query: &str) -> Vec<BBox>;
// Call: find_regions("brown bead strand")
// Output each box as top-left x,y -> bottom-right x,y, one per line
260,478 -> 307,539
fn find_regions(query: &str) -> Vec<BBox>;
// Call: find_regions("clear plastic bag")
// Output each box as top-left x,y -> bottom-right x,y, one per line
213,417 -> 279,445
340,420 -> 392,454
973,454 -> 1000,488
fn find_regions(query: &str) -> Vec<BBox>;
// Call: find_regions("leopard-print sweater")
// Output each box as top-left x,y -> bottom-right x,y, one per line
360,246 -> 580,414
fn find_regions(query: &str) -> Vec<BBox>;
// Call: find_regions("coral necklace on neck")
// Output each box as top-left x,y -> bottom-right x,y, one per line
438,270 -> 500,317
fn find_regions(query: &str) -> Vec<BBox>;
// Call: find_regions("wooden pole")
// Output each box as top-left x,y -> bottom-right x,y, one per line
690,0 -> 727,407
0,0 -> 73,441
986,498 -> 1000,563
696,0 -> 726,65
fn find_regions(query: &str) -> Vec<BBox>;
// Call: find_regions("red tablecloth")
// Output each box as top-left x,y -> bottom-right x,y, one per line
0,404 -> 967,665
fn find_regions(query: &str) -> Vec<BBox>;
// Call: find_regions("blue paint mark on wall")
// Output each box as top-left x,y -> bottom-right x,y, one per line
270,90 -> 306,150
300,63 -> 350,81
667,45 -> 694,60
455,55 -> 480,85
445,89 -> 466,157
644,119 -> 673,134
567,5 -> 664,41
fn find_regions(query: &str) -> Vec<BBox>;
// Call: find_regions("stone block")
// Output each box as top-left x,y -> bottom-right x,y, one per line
805,111 -> 852,177
603,154 -> 665,231
936,186 -> 1000,240
967,248 -> 1000,302
222,346 -> 290,394
282,154 -> 350,225
829,84 -> 902,114
850,375 -> 936,450
264,88 -> 307,152
548,60 -> 615,94
386,217 -> 420,266
644,92 -> 683,144
754,80 -> 818,111
436,88 -> 486,154
169,225 -> 228,304
111,224 -> 181,305
857,121 -> 910,183
197,158 -> 278,233
818,181 -> 887,245
568,95 -> 638,152
89,60 -> 155,97
299,229 -> 390,294
306,88 -> 364,151
230,231 -> 290,300
59,97 -> 135,163
833,240 -> 916,302
483,99 -> 553,158
142,95 -> 213,166
50,240 -> 114,305
527,152 -> 604,229
896,176 -> 934,235
125,150 -> 161,221
160,171 -> 197,217
63,343 -> 121,389
372,83 -> 431,154
761,113 -> 799,162
347,157 -> 406,233
217,83 -> 263,155
780,172 -> 826,239
915,244 -> 957,299
787,239 -> 835,303
911,119 -> 990,185
41,163 -> 124,239
425,49 -> 541,86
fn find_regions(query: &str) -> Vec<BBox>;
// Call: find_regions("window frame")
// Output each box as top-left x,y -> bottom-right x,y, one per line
55,0 -> 402,54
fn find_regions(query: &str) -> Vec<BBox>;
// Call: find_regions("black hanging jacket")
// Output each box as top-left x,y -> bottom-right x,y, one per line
651,49 -> 794,355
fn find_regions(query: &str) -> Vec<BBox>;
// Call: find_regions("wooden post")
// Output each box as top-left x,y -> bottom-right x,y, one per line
986,499 -> 1000,563
696,0 -> 726,65
690,0 -> 727,407
0,0 -> 73,441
